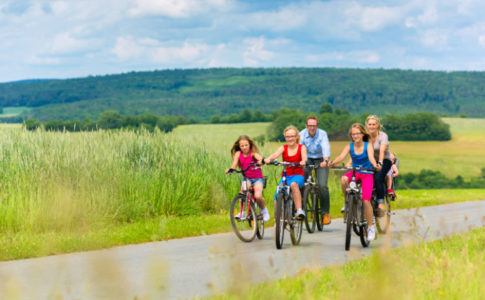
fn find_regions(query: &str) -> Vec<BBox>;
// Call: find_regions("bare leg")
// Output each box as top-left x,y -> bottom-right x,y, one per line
363,201 -> 373,226
291,182 -> 302,210
252,182 -> 265,209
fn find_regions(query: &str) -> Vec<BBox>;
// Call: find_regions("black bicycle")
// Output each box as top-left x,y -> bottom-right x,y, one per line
302,164 -> 323,233
226,163 -> 265,242
373,178 -> 395,234
269,160 -> 304,249
332,167 -> 374,251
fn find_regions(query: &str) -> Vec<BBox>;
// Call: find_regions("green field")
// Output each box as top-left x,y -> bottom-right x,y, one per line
172,118 -> 485,179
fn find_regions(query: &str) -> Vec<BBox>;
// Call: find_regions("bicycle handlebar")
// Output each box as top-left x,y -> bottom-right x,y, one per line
267,160 -> 301,167
329,166 -> 375,173
226,162 -> 262,175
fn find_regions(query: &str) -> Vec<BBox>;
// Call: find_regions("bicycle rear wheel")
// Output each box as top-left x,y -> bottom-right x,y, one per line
275,193 -> 286,249
303,186 -> 316,233
315,186 -> 323,232
230,195 -> 257,242
255,202 -> 265,239
290,200 -> 303,245
345,194 -> 354,251
376,195 -> 391,234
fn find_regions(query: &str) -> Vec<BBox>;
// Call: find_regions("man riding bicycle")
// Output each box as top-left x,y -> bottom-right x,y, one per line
299,115 -> 332,225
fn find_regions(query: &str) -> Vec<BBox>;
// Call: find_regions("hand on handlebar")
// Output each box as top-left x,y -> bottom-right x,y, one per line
225,168 -> 236,174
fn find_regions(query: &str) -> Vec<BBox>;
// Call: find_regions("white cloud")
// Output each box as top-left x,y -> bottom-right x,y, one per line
479,35 -> 485,47
243,37 -> 274,66
27,55 -> 61,66
245,5 -> 307,31
128,0 -> 233,18
345,3 -> 405,32
151,42 -> 209,63
49,32 -> 97,54
112,36 -> 210,64
419,30 -> 448,48
306,50 -> 381,64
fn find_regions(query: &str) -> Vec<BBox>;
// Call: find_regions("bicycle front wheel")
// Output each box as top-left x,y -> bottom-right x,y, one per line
303,186 -> 316,233
315,186 -> 323,231
275,193 -> 286,249
290,199 -> 303,245
376,195 -> 391,234
230,195 -> 257,242
345,194 -> 354,251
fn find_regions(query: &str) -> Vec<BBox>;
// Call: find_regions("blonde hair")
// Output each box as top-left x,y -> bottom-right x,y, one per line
348,123 -> 369,142
365,114 -> 383,131
283,125 -> 300,143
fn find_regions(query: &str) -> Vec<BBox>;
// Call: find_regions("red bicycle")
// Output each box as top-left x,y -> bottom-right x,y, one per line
226,163 -> 265,242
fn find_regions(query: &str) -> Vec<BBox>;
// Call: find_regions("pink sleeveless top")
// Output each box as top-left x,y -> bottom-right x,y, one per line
239,152 -> 263,179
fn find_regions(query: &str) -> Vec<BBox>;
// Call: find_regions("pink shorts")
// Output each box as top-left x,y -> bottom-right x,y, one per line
343,171 -> 374,201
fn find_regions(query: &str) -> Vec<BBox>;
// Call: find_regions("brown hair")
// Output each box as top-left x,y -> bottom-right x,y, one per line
231,135 -> 260,156
283,125 -> 300,143
348,123 -> 369,142
306,115 -> 318,124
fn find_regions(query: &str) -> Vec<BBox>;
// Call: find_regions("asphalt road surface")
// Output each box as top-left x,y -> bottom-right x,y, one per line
1,200 -> 485,299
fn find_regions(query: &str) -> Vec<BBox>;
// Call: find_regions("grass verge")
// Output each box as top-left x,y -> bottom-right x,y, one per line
213,226 -> 485,299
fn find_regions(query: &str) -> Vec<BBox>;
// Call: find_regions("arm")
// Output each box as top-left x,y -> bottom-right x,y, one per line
391,163 -> 399,177
264,146 -> 284,164
329,144 -> 350,166
227,151 -> 241,173
378,132 -> 389,164
300,145 -> 307,166
320,130 -> 331,167
367,143 -> 379,169
253,152 -> 263,165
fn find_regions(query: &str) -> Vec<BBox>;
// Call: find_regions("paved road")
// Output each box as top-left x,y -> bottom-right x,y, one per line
1,200 -> 485,299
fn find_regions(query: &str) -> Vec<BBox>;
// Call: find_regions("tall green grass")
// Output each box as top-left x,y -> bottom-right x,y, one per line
0,129 -> 236,235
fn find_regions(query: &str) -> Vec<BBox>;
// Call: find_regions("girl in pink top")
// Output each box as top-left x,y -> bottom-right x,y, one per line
227,135 -> 269,222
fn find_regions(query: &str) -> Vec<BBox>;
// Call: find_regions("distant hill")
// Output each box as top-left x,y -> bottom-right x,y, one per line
0,68 -> 484,121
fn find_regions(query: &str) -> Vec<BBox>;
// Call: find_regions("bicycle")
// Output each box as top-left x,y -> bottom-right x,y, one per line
268,160 -> 304,249
226,163 -> 265,242
373,176 -> 396,234
332,166 -> 374,251
302,163 -> 323,233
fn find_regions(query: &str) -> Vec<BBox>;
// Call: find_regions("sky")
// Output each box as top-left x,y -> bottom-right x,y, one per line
1,0 -> 485,82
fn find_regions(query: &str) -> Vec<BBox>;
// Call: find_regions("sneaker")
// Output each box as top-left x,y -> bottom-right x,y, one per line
340,206 -> 346,213
367,225 -> 376,241
261,208 -> 270,222
296,208 -> 305,220
322,213 -> 331,225
235,212 -> 246,220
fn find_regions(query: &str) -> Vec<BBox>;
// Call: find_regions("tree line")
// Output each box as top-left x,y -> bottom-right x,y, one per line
25,111 -> 187,132
397,168 -> 485,189
267,104 -> 451,141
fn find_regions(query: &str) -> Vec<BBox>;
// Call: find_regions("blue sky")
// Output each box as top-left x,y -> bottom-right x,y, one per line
1,0 -> 485,82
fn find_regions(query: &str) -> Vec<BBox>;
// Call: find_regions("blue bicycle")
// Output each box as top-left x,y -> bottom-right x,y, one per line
269,160 -> 304,249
